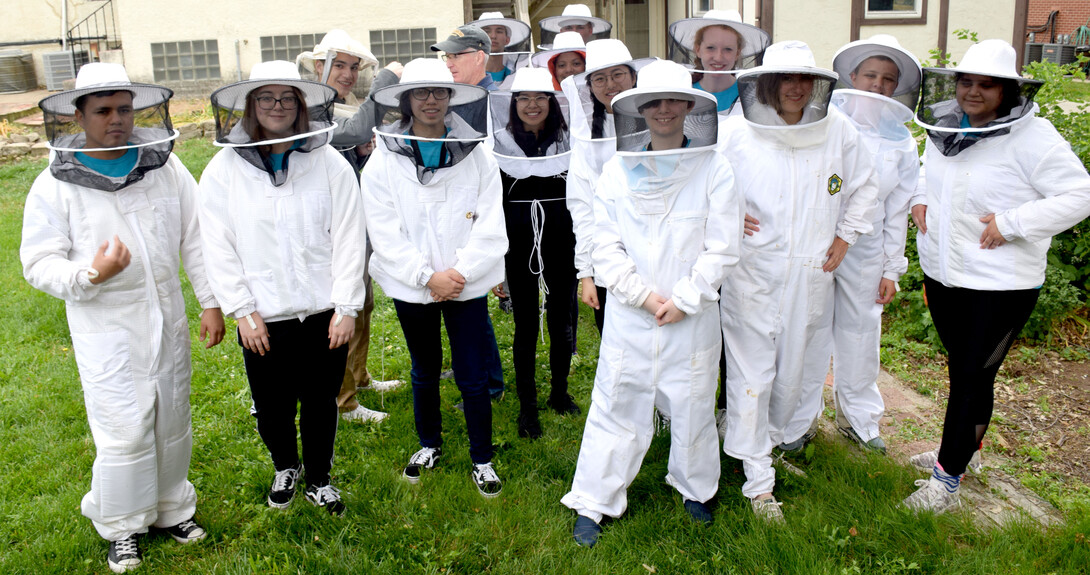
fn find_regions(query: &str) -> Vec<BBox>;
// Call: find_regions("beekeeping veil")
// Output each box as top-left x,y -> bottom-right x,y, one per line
831,34 -> 921,142
735,41 -> 838,147
490,67 -> 571,178
40,62 -> 177,192
210,60 -> 337,186
538,4 -> 612,49
915,39 -> 1042,156
370,57 -> 488,185
472,12 -> 533,82
667,10 -> 771,74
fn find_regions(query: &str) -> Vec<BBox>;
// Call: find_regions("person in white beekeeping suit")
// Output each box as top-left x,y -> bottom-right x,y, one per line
198,61 -> 367,517
537,3 -> 612,48
361,58 -> 508,498
902,39 -> 1090,513
562,59 -> 745,547
20,62 -> 225,573
470,12 -> 534,86
716,41 -> 878,523
778,35 -> 923,455
531,31 -> 586,90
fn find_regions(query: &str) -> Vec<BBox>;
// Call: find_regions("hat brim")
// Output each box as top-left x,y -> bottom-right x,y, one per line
832,41 -> 921,97
471,18 -> 532,46
579,56 -> 657,80
530,46 -> 586,69
611,86 -> 717,115
298,49 -> 380,73
430,39 -> 489,54
372,81 -> 487,107
539,15 -> 611,34
40,83 -> 173,116
923,66 -> 1037,85
668,17 -> 771,59
210,78 -> 336,112
737,65 -> 838,83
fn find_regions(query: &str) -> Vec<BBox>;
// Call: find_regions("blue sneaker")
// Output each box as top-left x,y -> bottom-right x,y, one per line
572,515 -> 602,548
684,499 -> 713,525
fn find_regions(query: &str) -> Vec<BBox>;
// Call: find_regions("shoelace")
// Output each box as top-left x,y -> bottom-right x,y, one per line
475,463 -> 500,483
174,519 -> 198,533
409,448 -> 437,466
271,468 -> 297,491
311,485 -> 342,504
114,537 -> 138,556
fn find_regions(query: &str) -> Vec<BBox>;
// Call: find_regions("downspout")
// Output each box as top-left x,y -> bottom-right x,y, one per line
61,0 -> 68,50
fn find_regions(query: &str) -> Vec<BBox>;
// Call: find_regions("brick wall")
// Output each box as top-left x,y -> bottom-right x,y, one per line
1027,1 -> 1090,42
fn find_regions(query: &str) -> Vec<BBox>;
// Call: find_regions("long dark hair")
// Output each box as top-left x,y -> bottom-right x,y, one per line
506,93 -> 568,157
587,64 -> 635,138
241,85 -> 309,155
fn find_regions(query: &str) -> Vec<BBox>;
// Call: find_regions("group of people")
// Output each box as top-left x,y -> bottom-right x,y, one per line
19,4 -> 1090,571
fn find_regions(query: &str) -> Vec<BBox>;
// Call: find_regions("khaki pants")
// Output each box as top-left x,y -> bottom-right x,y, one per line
338,246 -> 376,412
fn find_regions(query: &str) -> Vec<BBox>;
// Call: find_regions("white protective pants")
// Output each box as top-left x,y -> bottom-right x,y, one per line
721,257 -> 835,498
561,302 -> 721,522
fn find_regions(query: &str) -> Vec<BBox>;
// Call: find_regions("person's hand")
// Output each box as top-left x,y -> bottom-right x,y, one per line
911,204 -> 927,234
238,311 -> 270,356
979,214 -> 1006,249
199,308 -> 226,348
641,292 -> 667,315
876,278 -> 898,305
653,298 -> 686,326
328,313 -> 355,349
385,62 -> 404,78
89,235 -> 131,284
355,141 -> 374,156
427,269 -> 466,301
744,213 -> 760,236
580,277 -> 599,310
823,237 -> 850,272
492,283 -> 507,298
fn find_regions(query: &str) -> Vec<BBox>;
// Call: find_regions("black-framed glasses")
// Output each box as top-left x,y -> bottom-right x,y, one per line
514,95 -> 550,105
254,95 -> 299,110
410,88 -> 451,101
589,69 -> 631,87
441,51 -> 477,62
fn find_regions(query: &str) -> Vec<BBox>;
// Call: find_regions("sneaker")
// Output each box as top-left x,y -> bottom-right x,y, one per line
909,448 -> 983,475
305,484 -> 346,516
369,379 -> 403,392
341,405 -> 388,423
164,517 -> 206,544
838,425 -> 887,454
403,447 -> 442,483
751,495 -> 785,523
684,499 -> 713,525
715,408 -> 728,442
517,410 -> 543,439
545,393 -> 581,416
471,462 -> 503,498
902,477 -> 961,514
772,451 -> 808,478
572,515 -> 602,548
778,429 -> 816,453
107,535 -> 141,573
267,464 -> 301,508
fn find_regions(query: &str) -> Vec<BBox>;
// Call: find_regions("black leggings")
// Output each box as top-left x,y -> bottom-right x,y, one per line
924,276 -> 1039,476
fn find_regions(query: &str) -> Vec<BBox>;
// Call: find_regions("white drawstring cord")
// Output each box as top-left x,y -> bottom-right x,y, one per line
528,198 -> 549,343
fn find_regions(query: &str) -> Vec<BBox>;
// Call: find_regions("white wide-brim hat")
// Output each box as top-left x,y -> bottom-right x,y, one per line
509,67 -> 562,93
211,60 -> 336,112
940,38 -> 1025,81
540,4 -> 611,33
583,39 -> 636,76
39,62 -> 172,116
371,57 -> 486,107
296,29 -> 379,72
471,12 -> 532,47
531,32 -> 586,68
738,40 -> 837,82
832,34 -> 921,96
611,60 -> 716,115
668,9 -> 770,59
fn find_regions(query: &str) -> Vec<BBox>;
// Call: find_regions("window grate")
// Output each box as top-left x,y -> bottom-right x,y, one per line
369,28 -> 437,67
151,39 -> 220,82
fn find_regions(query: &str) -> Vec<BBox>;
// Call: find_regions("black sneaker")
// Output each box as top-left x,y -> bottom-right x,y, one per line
684,499 -> 713,526
517,410 -> 543,439
267,464 -> 301,508
164,517 -> 206,543
546,393 -> 581,416
305,484 -> 346,516
471,462 -> 503,498
107,535 -> 141,573
403,447 -> 442,483
572,515 -> 602,548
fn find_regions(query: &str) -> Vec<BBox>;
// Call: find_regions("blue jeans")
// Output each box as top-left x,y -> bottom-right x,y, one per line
393,297 -> 494,464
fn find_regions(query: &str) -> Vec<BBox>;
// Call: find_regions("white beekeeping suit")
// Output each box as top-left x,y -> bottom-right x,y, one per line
562,60 -> 744,533
716,41 -> 878,516
20,63 -> 218,542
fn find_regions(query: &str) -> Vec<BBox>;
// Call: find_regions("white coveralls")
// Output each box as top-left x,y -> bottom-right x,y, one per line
561,149 -> 744,521
791,91 -> 919,442
716,110 -> 877,498
564,114 -> 616,285
21,154 -> 217,540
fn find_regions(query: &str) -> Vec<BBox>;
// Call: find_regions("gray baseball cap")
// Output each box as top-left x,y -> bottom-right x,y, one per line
430,25 -> 491,55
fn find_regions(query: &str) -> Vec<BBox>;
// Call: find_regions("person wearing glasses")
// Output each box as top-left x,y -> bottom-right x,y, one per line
198,61 -> 366,516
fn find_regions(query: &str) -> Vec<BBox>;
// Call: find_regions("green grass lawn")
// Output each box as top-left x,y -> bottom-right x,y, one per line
1,141 -> 1088,574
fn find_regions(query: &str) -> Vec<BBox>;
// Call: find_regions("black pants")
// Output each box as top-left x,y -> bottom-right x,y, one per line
924,276 -> 1039,476
504,195 -> 577,411
593,286 -> 608,335
242,309 -> 347,487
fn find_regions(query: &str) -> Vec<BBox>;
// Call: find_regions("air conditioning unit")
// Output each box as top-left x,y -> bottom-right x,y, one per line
1024,42 -> 1044,66
1041,43 -> 1076,65
41,50 -> 90,91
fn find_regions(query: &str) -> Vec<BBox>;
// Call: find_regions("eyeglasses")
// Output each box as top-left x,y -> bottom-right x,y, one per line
441,51 -> 477,62
589,69 -> 631,87
409,88 -> 451,101
514,95 -> 550,105
254,95 -> 299,110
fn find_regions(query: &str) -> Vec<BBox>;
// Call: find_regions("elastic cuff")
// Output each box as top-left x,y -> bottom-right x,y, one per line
334,305 -> 359,318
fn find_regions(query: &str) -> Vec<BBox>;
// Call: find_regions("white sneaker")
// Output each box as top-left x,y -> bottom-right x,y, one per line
369,379 -> 403,392
471,462 -> 503,498
715,408 -> 728,442
341,406 -> 388,423
751,495 -> 785,523
902,477 -> 961,514
909,448 -> 983,475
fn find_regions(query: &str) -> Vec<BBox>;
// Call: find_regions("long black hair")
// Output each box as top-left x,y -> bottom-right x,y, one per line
506,93 -> 568,157
587,64 -> 635,139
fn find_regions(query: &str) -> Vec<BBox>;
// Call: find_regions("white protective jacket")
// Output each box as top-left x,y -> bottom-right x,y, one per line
198,145 -> 366,322
21,154 -> 217,540
565,116 -> 617,283
917,112 -> 1090,290
360,138 -> 508,304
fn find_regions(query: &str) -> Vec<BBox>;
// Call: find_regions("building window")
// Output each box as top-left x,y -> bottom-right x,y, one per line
260,34 -> 324,62
151,40 -> 220,82
369,28 -> 437,66
865,0 -> 924,19
689,0 -> 711,17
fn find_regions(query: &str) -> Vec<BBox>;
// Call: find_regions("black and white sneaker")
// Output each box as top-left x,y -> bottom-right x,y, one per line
107,535 -> 141,573
403,447 -> 442,483
305,484 -> 346,516
267,464 -> 301,508
164,517 -> 206,543
471,462 -> 503,498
